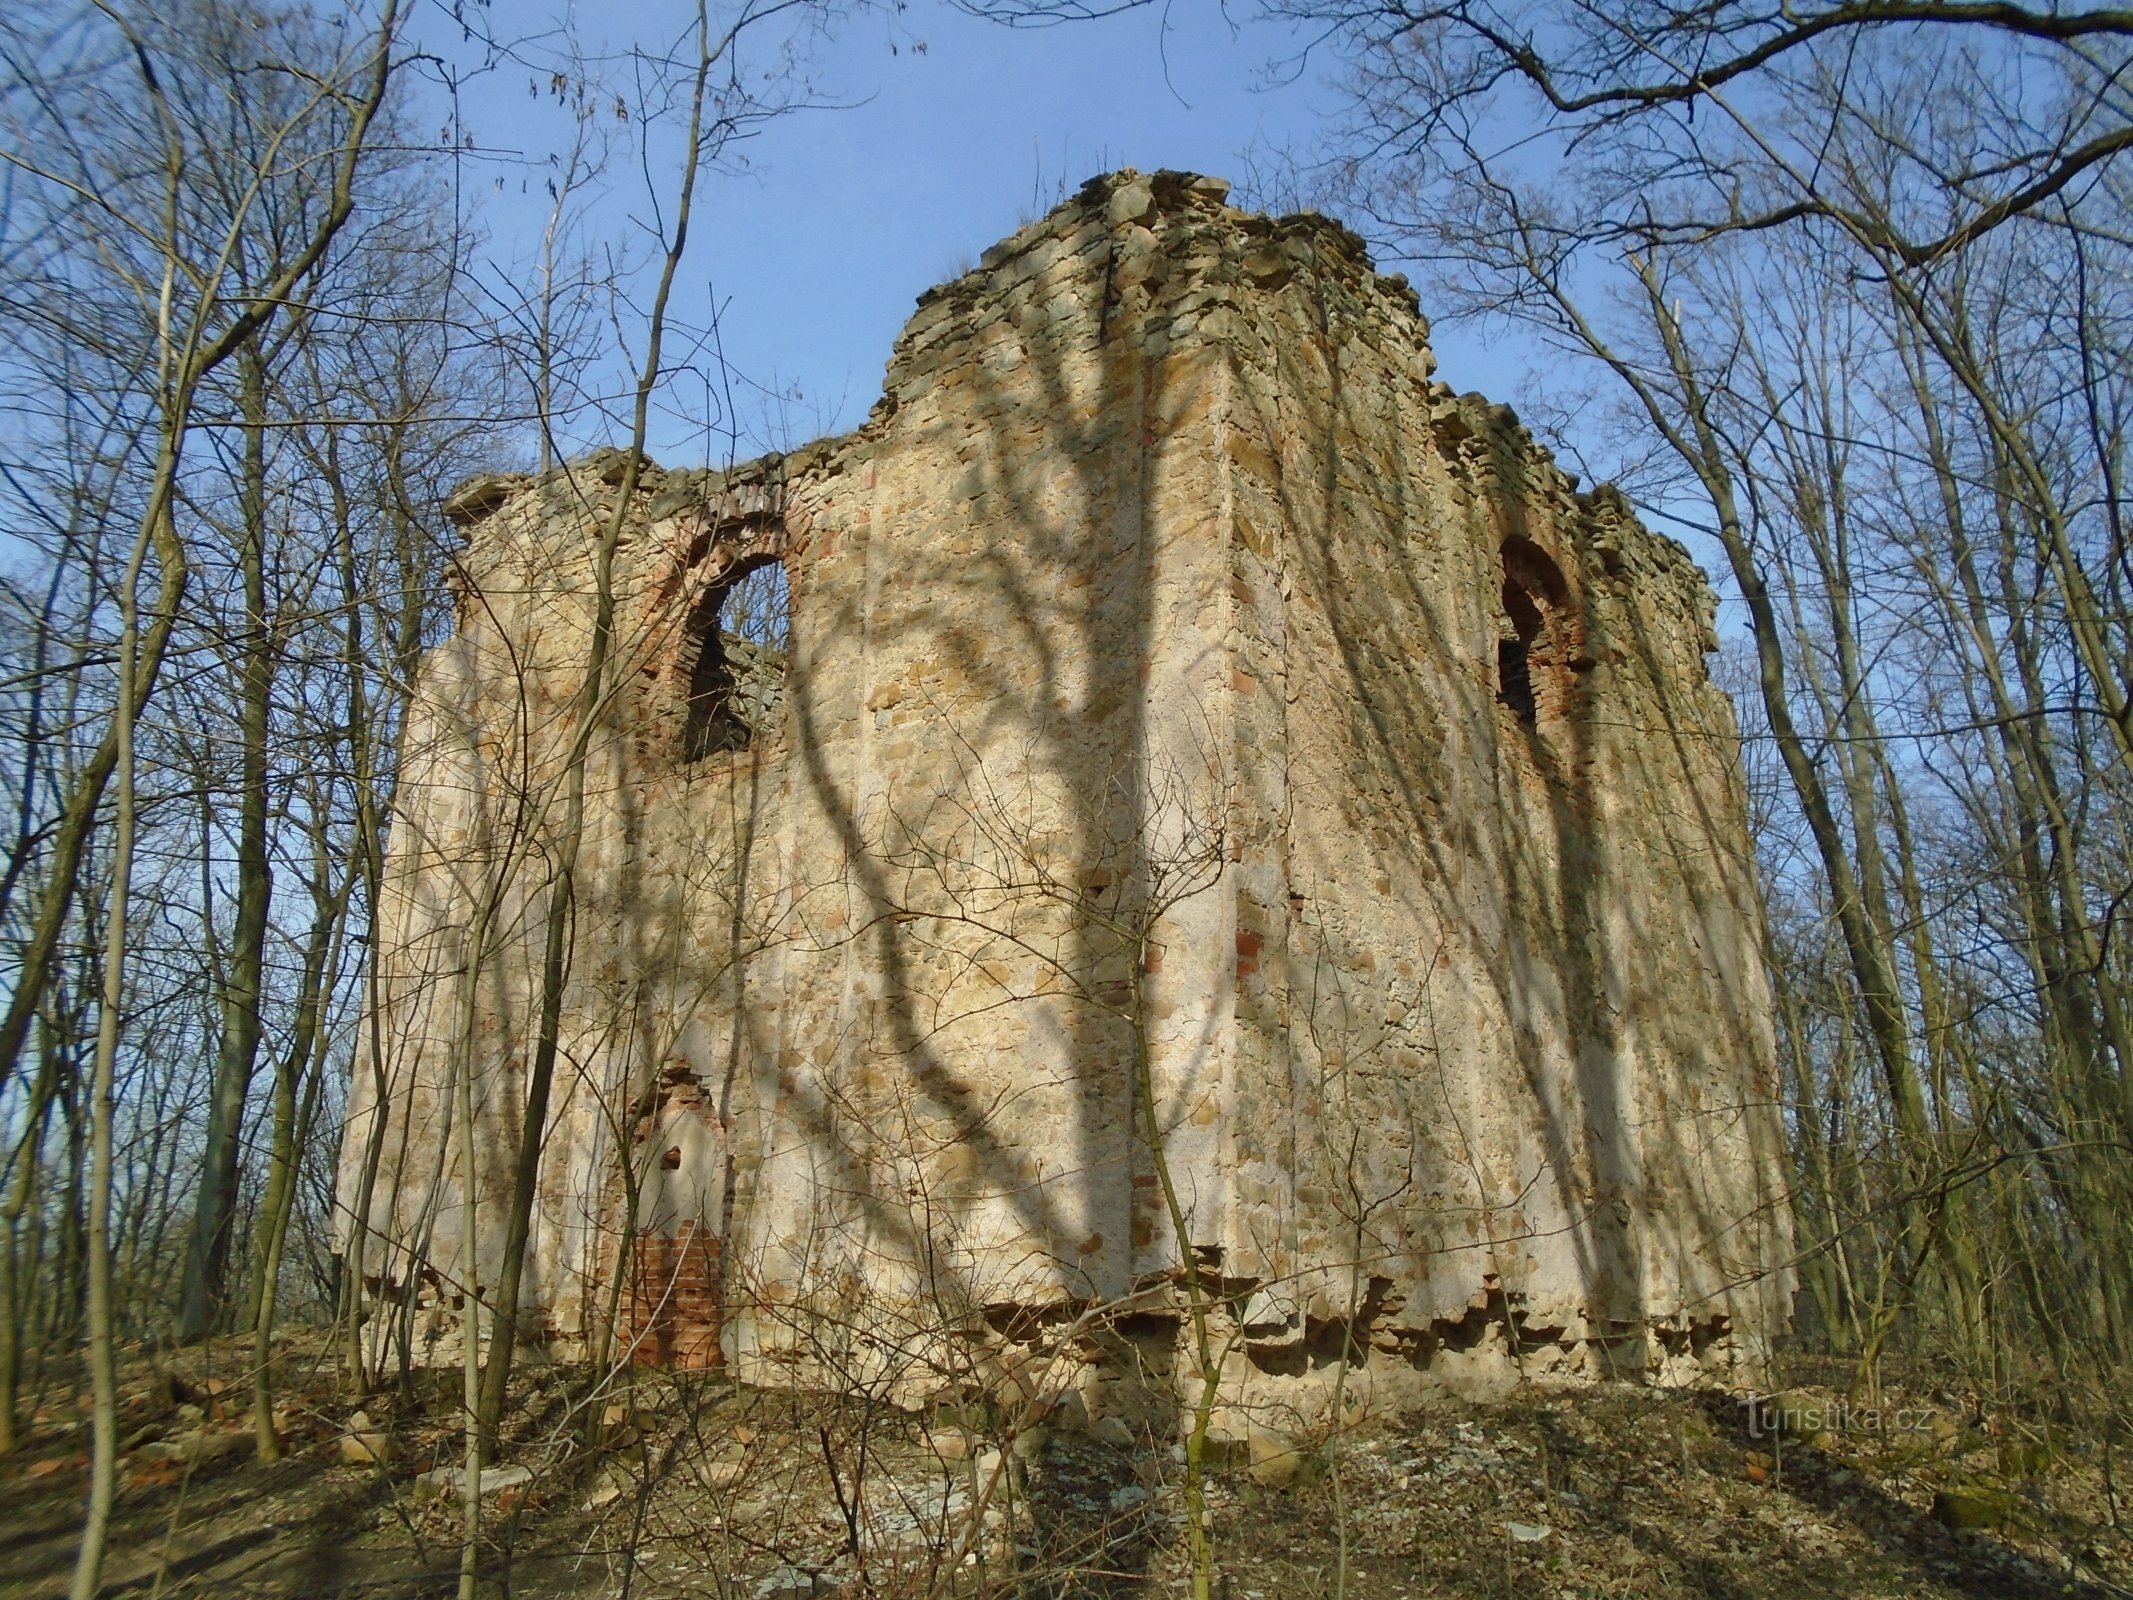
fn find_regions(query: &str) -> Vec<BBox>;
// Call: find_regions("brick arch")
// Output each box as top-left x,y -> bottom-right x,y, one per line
1497,535 -> 1585,725
647,506 -> 795,761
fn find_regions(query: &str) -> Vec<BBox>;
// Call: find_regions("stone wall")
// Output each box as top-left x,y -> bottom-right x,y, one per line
337,171 -> 1790,1418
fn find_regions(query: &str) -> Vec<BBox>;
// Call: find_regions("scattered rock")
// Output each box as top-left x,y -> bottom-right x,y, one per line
1246,1428 -> 1311,1490
338,1411 -> 389,1466
928,1427 -> 974,1463
1999,1437 -> 2056,1476
137,1429 -> 252,1468
415,1462 -> 533,1498
1034,1390 -> 1088,1432
755,1563 -> 834,1598
701,1458 -> 746,1490
1755,1390 -> 1837,1440
1199,1428 -> 1253,1475
1009,1425 -> 1052,1461
1932,1486 -> 2024,1532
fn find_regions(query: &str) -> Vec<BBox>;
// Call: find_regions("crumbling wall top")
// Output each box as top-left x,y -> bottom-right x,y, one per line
435,169 -> 1723,650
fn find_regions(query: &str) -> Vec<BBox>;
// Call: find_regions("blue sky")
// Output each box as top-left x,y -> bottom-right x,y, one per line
430,1 -> 1513,461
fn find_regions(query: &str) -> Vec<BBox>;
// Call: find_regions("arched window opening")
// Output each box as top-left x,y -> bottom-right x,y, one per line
1496,538 -> 1579,727
679,555 -> 790,761
1498,637 -> 1537,724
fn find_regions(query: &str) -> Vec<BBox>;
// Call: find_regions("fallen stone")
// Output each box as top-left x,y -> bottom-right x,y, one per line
1754,1390 -> 1835,1439
755,1563 -> 834,1598
1247,1428 -> 1311,1490
2000,1437 -> 2056,1476
1199,1429 -> 1252,1475
701,1457 -> 746,1490
1933,1486 -> 2024,1532
416,1462 -> 534,1497
928,1427 -> 974,1463
338,1411 -> 389,1466
139,1428 -> 253,1468
1009,1426 -> 1052,1461
1032,1391 -> 1087,1432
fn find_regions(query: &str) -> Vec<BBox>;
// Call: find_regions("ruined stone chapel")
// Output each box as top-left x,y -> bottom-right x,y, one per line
336,170 -> 1791,1416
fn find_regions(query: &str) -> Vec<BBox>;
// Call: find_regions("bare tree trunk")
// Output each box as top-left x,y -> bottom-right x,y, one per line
0,1022 -> 69,1455
473,1 -> 723,1446
329,428 -> 418,1392
180,345 -> 277,1343
246,851 -> 352,1460
70,430 -> 174,1600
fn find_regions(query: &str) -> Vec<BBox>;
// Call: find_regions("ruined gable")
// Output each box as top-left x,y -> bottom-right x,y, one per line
338,171 -> 1790,1418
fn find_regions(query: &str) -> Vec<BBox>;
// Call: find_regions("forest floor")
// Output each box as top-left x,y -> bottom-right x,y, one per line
0,1339 -> 2125,1599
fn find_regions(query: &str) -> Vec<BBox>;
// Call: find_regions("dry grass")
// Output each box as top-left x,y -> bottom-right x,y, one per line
0,1338 -> 2124,1599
